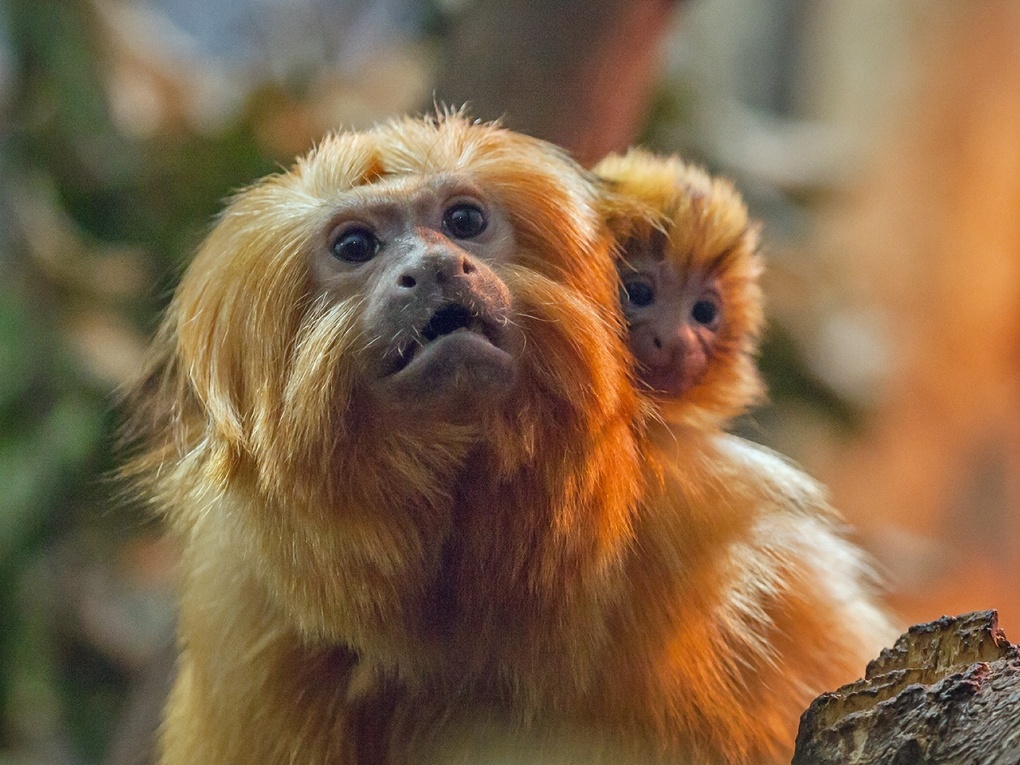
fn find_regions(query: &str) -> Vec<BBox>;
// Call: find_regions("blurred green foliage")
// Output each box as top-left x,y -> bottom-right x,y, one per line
0,0 -> 281,760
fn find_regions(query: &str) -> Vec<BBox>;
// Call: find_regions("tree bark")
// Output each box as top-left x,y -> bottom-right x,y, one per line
793,611 -> 1020,765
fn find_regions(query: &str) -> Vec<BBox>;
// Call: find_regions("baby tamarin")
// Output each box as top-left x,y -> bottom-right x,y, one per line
124,116 -> 891,765
595,149 -> 765,429
591,148 -> 896,761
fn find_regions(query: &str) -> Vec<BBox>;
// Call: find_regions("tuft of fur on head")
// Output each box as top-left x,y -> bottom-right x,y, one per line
596,148 -> 766,431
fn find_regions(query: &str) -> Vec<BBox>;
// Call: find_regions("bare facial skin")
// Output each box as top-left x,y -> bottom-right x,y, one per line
310,175 -> 518,409
619,249 -> 723,397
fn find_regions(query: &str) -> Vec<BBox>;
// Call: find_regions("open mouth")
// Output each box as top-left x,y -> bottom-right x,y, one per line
390,302 -> 500,375
422,304 -> 474,342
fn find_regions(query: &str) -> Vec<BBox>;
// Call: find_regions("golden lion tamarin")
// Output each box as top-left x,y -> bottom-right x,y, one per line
595,149 -> 766,427
124,117 -> 892,765
592,148 -> 896,761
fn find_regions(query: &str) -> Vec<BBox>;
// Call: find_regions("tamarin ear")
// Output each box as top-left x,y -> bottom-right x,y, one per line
172,260 -> 248,448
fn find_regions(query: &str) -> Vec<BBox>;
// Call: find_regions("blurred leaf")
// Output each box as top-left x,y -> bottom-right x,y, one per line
9,0 -> 124,163
61,641 -> 125,763
0,283 -> 39,409
0,393 -> 104,564
758,320 -> 860,431
6,570 -> 63,758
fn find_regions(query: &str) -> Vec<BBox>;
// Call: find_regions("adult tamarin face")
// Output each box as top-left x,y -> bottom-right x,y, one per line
128,114 -> 638,654
311,176 -> 517,410
160,115 -> 625,451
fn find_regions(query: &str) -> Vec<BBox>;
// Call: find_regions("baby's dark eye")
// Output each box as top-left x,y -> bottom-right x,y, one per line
692,298 -> 719,327
331,228 -> 379,263
443,203 -> 488,239
623,280 -> 655,307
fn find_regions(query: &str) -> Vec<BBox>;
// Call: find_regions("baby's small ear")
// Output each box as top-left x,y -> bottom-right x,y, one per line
596,190 -> 662,259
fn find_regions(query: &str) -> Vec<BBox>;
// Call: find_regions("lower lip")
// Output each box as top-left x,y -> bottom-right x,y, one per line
387,330 -> 514,387
647,372 -> 691,397
410,329 -> 502,365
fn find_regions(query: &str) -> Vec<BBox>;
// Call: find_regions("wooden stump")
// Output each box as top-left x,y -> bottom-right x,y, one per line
793,611 -> 1020,764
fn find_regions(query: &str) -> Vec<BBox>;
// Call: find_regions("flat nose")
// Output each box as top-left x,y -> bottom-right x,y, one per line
397,249 -> 477,291
646,323 -> 692,365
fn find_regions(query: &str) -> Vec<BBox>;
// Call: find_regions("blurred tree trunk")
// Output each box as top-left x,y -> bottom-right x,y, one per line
432,0 -> 681,166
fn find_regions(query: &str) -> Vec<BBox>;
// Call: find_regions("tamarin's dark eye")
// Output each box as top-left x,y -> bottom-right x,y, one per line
623,280 -> 655,307
692,298 -> 719,327
332,228 -> 379,263
443,203 -> 488,239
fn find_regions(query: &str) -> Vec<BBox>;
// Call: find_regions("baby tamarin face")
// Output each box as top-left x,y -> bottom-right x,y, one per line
596,149 -> 766,429
618,231 -> 725,397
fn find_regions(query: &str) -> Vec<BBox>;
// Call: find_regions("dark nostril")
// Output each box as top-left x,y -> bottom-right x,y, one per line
398,274 -> 416,289
653,336 -> 662,349
462,257 -> 476,275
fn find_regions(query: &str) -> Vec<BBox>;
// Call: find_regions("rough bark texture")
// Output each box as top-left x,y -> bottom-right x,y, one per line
793,611 -> 1020,765
431,0 -> 680,166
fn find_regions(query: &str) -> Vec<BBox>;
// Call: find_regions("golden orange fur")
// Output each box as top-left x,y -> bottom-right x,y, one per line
124,117 -> 893,765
